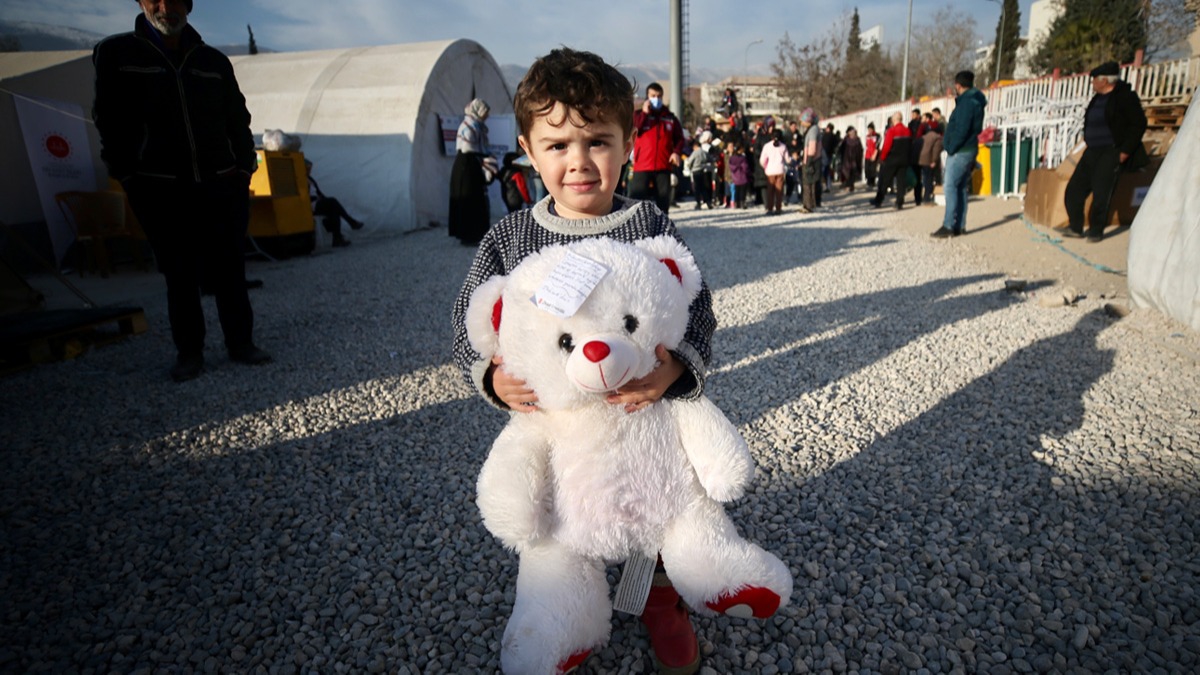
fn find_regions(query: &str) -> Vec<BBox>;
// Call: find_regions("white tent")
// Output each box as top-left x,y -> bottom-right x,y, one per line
0,39 -> 513,236
1127,94 -> 1200,331
230,39 -> 514,232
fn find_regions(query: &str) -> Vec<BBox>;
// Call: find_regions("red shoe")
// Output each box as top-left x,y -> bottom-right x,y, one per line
641,581 -> 700,675
557,649 -> 591,674
705,586 -> 781,619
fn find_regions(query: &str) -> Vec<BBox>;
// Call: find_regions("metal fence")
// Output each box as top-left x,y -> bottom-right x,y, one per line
822,56 -> 1199,198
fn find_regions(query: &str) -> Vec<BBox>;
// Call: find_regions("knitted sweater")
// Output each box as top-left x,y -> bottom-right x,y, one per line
451,195 -> 716,408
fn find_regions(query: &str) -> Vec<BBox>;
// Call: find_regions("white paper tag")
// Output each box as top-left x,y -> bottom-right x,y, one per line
531,251 -> 609,318
612,551 -> 656,615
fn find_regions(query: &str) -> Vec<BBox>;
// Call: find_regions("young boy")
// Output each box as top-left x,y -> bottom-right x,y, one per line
451,47 -> 716,673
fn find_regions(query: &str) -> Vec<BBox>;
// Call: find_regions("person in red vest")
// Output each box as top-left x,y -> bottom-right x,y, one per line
630,82 -> 685,214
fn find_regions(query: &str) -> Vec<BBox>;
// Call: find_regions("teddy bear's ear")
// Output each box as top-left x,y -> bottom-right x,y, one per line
632,235 -> 703,300
465,275 -> 508,357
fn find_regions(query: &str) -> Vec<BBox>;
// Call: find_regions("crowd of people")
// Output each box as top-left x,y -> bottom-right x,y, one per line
677,99 -> 954,217
456,88 -> 963,226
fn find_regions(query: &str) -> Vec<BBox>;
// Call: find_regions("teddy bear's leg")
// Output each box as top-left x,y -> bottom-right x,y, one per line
501,540 -> 611,674
641,558 -> 701,675
659,499 -> 793,619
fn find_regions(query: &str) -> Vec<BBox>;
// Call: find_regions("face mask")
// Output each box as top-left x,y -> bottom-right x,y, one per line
649,96 -> 663,110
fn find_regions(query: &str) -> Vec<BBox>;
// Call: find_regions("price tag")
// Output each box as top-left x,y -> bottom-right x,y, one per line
613,551 -> 656,615
531,251 -> 609,318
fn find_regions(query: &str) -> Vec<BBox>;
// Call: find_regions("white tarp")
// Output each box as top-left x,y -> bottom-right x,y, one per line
1127,95 -> 1200,331
229,39 -> 513,232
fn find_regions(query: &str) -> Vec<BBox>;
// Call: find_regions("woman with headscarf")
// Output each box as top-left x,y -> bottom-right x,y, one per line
449,98 -> 496,245
838,126 -> 864,192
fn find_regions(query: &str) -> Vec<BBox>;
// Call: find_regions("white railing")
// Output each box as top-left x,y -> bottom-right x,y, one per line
821,55 -> 1199,197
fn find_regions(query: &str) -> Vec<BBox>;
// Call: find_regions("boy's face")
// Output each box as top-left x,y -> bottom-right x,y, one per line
518,102 -> 633,220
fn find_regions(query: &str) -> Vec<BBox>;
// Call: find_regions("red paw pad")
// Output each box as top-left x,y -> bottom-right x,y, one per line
705,586 -> 781,619
557,649 -> 591,674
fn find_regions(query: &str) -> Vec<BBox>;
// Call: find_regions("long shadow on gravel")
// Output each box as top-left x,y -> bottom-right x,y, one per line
711,273 -> 1008,427
758,310 -> 1199,672
0,392 -> 510,672
679,223 -> 878,293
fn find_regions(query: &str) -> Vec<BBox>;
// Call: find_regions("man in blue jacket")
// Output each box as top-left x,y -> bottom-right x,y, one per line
94,0 -> 271,381
932,71 -> 987,238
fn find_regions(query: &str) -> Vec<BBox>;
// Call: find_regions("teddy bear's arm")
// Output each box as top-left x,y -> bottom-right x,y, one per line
475,420 -> 555,551
671,397 -> 755,502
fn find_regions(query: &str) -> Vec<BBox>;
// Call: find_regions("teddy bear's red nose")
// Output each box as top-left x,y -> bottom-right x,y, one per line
582,341 -> 611,363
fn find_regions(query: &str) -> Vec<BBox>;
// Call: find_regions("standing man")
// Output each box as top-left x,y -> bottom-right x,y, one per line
930,107 -> 946,134
869,111 -> 913,210
821,123 -> 838,191
863,122 -> 881,189
799,109 -> 822,213
931,71 -> 987,238
94,0 -> 271,381
630,82 -> 685,214
1063,61 -> 1148,243
908,108 -> 927,206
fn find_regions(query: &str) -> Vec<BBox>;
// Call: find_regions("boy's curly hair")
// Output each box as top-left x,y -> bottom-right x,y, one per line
514,47 -> 635,139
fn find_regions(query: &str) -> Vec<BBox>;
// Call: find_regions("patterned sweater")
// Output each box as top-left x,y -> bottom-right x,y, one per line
451,195 -> 716,409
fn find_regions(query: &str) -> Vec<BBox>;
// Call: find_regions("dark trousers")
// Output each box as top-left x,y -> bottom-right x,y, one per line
865,159 -> 879,187
874,160 -> 908,207
629,170 -> 673,214
124,175 -> 254,356
920,166 -> 938,204
1065,146 -> 1122,237
911,164 -> 924,204
691,170 -> 713,207
313,196 -> 355,238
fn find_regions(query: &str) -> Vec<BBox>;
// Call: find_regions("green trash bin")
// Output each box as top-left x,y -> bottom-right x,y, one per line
987,137 -> 1035,193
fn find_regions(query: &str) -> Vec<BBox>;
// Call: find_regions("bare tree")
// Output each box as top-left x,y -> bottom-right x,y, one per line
1145,0 -> 1198,61
907,5 -> 979,97
772,15 -> 901,119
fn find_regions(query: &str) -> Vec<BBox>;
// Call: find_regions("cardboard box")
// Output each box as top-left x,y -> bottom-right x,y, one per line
1025,157 -> 1162,230
1023,168 -> 1070,228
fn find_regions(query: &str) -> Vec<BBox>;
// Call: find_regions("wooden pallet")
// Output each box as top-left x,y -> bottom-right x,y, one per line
1145,104 -> 1187,129
0,307 -> 147,375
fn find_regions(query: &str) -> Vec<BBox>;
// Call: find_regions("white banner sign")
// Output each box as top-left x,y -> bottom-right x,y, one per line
438,113 -> 517,159
13,95 -> 97,265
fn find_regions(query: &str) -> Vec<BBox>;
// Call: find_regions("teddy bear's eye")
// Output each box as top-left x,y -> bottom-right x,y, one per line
558,333 -> 575,352
623,315 -> 639,334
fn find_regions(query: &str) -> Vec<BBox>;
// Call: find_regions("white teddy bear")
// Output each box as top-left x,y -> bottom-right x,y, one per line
466,236 -> 792,674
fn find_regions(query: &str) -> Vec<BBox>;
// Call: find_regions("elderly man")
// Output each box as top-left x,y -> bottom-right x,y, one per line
869,112 -> 913,210
94,0 -> 271,381
1063,61 -> 1148,243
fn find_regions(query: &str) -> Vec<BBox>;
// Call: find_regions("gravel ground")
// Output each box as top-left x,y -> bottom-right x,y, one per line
2,198 -> 1198,674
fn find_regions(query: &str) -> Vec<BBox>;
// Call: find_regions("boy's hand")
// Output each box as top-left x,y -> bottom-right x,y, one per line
606,345 -> 685,414
490,355 -> 539,412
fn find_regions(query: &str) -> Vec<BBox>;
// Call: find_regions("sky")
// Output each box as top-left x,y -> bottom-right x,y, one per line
3,0 -> 1032,75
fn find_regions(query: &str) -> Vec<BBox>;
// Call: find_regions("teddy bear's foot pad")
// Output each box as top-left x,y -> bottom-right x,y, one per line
705,586 -> 781,619
556,649 -> 591,674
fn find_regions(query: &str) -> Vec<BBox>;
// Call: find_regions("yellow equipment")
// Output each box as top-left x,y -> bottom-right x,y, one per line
248,149 -> 315,255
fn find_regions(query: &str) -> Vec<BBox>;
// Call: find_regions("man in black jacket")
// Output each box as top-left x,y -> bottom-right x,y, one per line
94,0 -> 271,381
1063,61 -> 1148,243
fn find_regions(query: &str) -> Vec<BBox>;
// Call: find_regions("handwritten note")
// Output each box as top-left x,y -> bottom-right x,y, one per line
532,251 -> 609,318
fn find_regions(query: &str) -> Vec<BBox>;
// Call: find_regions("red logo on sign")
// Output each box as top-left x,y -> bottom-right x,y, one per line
45,134 -> 70,159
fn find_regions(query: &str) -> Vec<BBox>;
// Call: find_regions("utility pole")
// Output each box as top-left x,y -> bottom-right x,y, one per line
900,0 -> 913,100
670,0 -> 683,116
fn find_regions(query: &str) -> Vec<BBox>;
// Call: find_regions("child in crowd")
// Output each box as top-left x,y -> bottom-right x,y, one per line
728,142 -> 751,209
497,151 -> 533,213
451,47 -> 717,674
